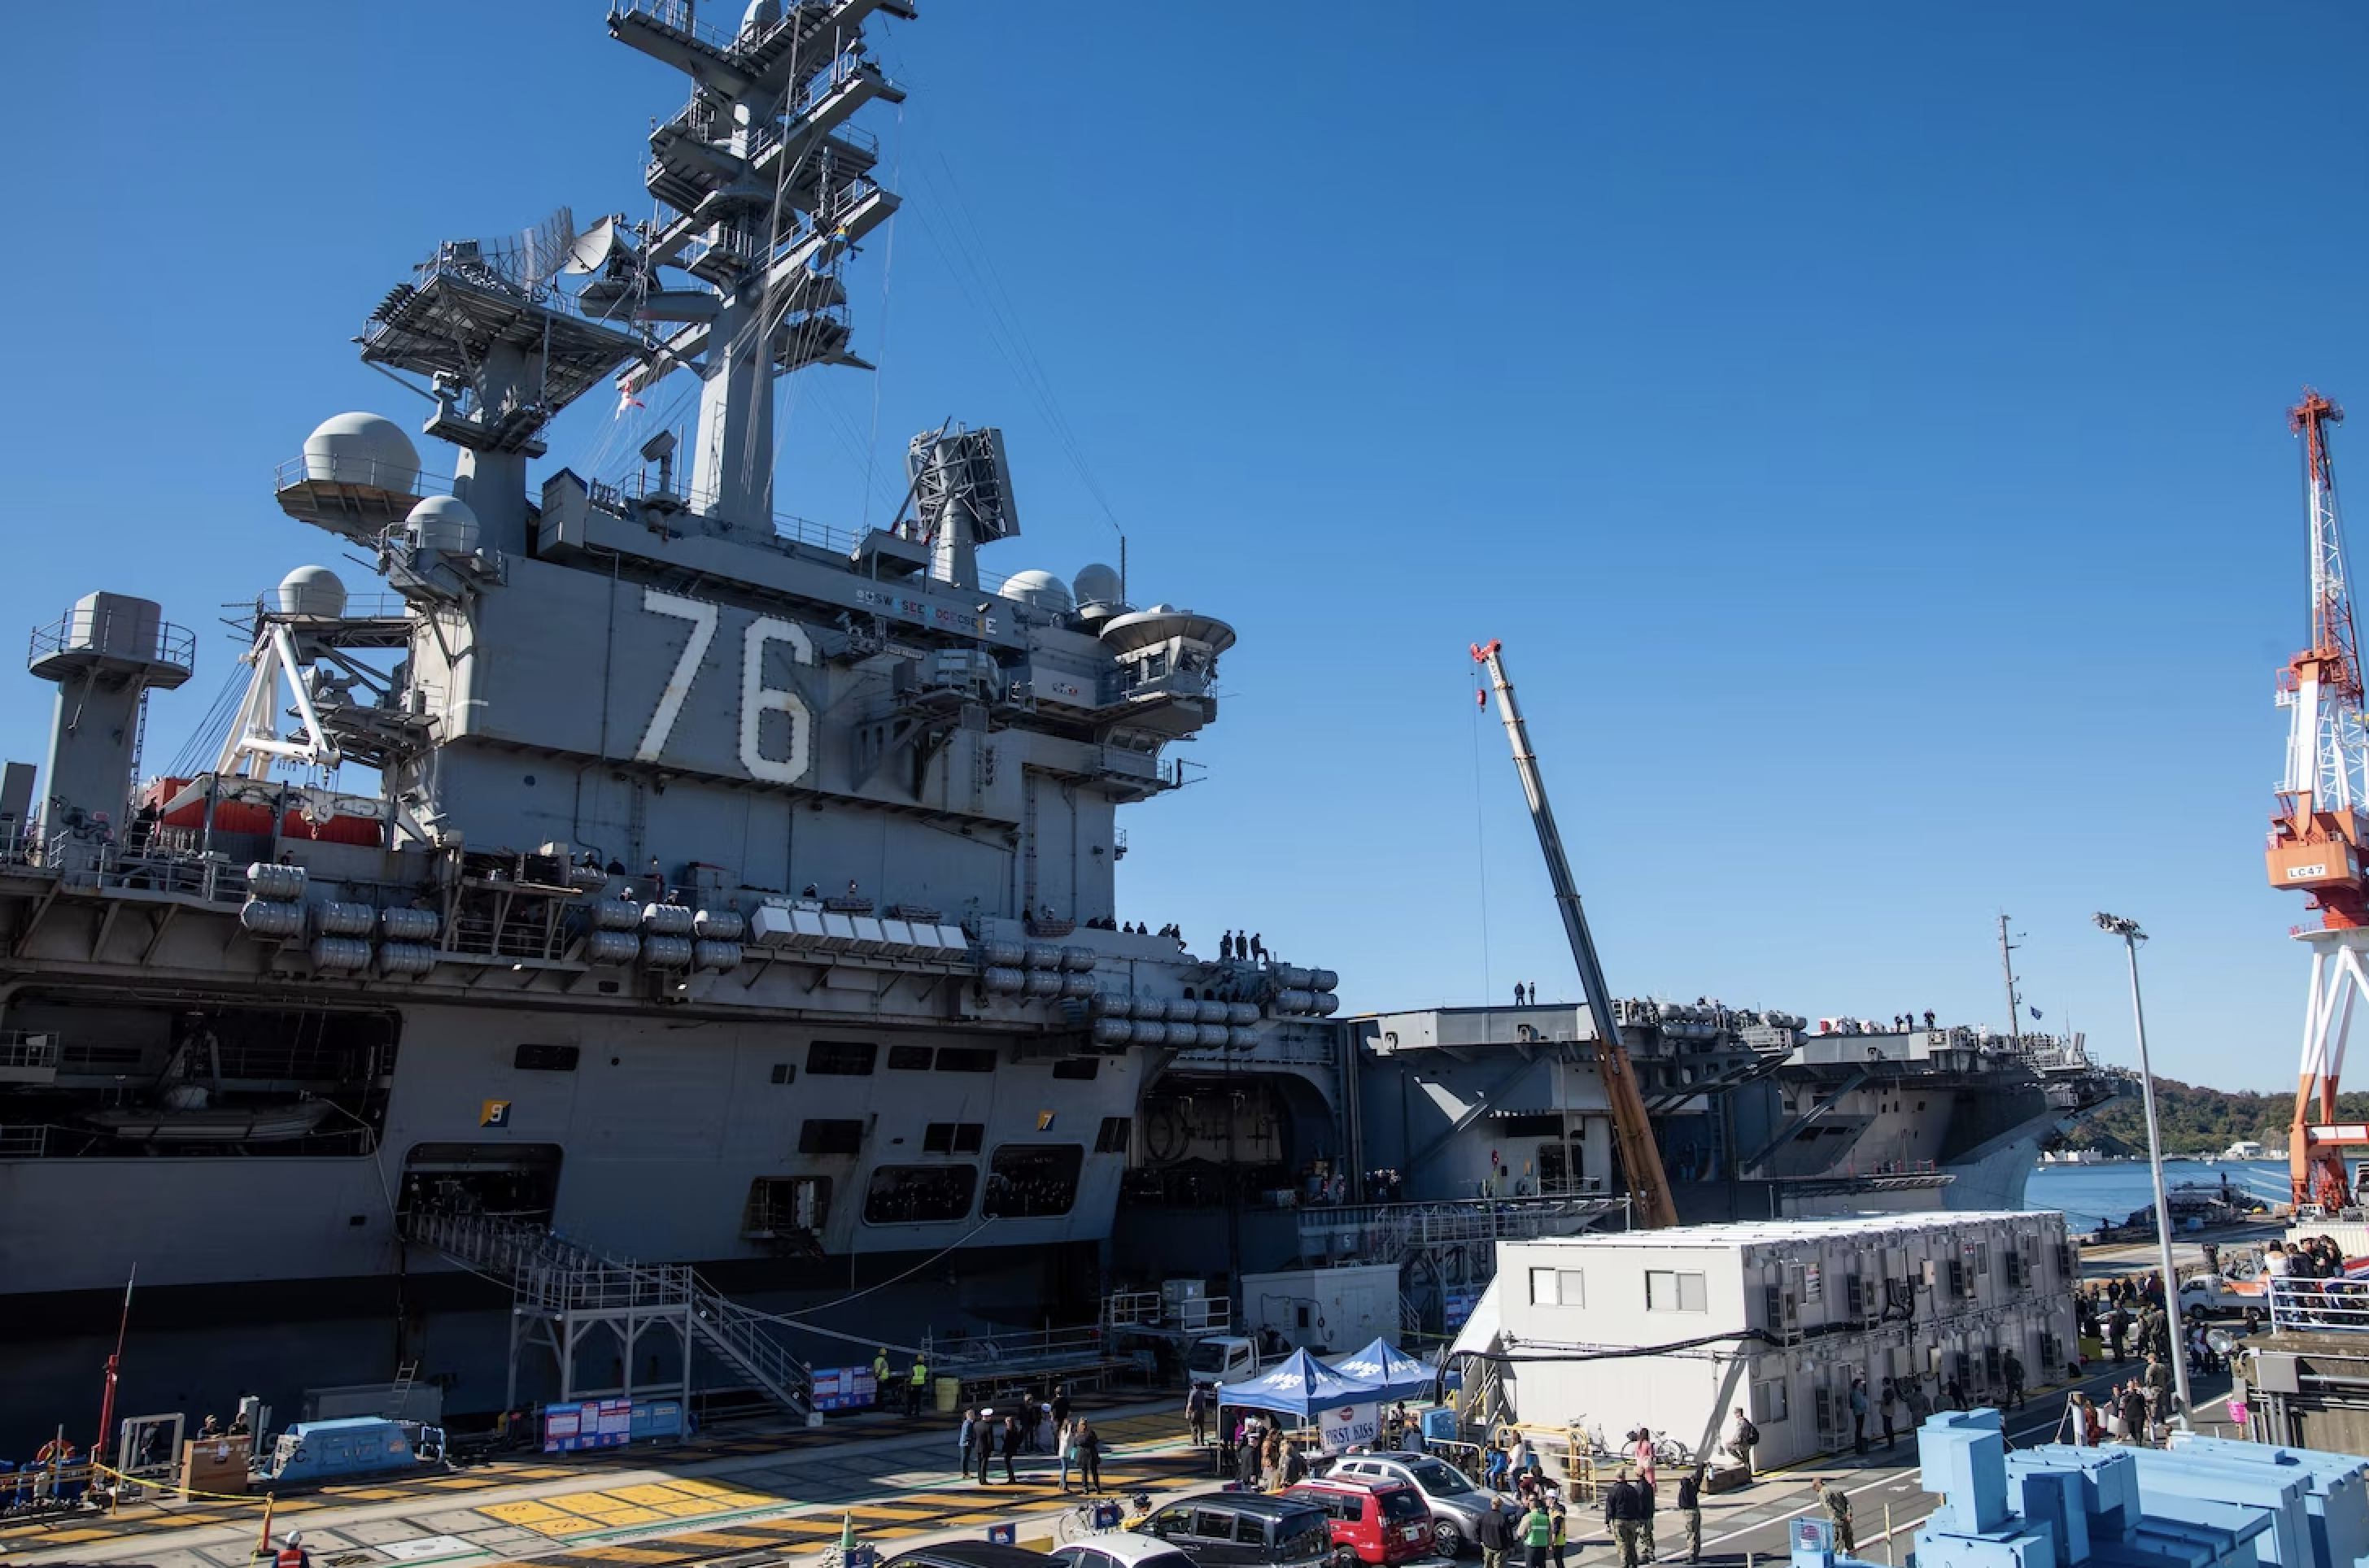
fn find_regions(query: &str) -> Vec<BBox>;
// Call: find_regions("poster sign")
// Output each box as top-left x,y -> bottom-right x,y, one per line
1320,1401 -> 1380,1453
809,1367 -> 879,1413
1803,1263 -> 1822,1303
543,1397 -> 634,1452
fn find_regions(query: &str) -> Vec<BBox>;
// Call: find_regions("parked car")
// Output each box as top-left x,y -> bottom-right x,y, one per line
1316,1453 -> 1504,1558
1286,1477 -> 1433,1565
1137,1492 -> 1337,1568
886,1545 -> 1062,1568
1054,1534 -> 1202,1568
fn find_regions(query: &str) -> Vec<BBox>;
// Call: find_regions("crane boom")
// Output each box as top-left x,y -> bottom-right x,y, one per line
1472,638 -> 1679,1229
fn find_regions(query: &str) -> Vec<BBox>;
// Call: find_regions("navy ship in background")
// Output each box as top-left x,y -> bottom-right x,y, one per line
0,0 -> 2126,1444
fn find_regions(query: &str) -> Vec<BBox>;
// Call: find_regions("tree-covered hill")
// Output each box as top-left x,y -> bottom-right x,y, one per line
2062,1078 -> 2369,1156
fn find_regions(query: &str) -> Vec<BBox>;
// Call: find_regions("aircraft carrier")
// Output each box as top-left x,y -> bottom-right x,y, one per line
0,0 -> 2127,1446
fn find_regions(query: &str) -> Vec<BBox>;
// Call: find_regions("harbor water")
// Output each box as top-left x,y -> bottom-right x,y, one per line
2025,1158 -> 2289,1233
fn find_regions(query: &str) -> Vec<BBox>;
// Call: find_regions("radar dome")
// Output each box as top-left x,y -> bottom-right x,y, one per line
1001,569 -> 1074,616
302,412 -> 420,494
1071,563 -> 1122,611
277,566 -> 347,621
740,0 -> 781,34
407,494 -> 482,555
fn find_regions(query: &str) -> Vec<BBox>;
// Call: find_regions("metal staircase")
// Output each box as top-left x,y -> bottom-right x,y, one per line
402,1207 -> 812,1417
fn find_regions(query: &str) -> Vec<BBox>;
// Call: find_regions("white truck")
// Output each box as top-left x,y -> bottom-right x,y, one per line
1184,1335 -> 1276,1386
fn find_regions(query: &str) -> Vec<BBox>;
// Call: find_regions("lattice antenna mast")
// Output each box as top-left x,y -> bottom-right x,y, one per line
2283,390 -> 2367,821
609,0 -> 912,529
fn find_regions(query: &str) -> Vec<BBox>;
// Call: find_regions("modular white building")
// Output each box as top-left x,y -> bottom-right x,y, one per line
1477,1212 -> 2077,1470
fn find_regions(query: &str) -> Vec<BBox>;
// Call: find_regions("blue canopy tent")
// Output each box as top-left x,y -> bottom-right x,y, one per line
1330,1338 -> 1433,1400
1220,1348 -> 1385,1418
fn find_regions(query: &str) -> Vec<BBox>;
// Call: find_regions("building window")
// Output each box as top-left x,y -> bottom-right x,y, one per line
769,1062 -> 795,1084
807,1040 -> 877,1076
1094,1116 -> 1131,1153
886,1045 -> 934,1071
514,1043 -> 579,1072
984,1143 -> 1084,1217
862,1163 -> 977,1224
1529,1267 -> 1586,1307
798,1118 -> 865,1155
1053,1057 -> 1101,1080
1751,1379 -> 1789,1423
935,1047 -> 997,1073
1647,1270 -> 1708,1313
923,1122 -> 985,1154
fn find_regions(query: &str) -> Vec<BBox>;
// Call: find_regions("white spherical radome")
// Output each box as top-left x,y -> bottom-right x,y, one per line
1000,569 -> 1074,615
277,565 -> 347,621
301,412 -> 420,493
1071,562 -> 1123,611
407,494 -> 482,555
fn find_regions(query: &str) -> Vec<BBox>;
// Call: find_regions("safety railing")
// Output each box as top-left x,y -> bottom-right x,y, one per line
0,1125 -> 51,1157
0,1033 -> 59,1074
926,1319 -> 1110,1372
587,469 -> 1018,598
273,452 -> 450,499
613,0 -> 744,54
1298,1195 -> 1628,1266
2268,1274 -> 2369,1332
403,1206 -> 812,1413
28,608 -> 194,673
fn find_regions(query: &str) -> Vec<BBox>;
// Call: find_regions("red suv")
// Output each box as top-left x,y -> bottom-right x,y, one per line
1286,1479 -> 1434,1565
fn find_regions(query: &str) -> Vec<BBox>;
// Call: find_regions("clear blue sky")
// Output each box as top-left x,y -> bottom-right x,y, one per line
3,3 -> 2363,1090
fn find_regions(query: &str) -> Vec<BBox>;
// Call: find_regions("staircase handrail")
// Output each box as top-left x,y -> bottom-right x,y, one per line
400,1205 -> 812,1413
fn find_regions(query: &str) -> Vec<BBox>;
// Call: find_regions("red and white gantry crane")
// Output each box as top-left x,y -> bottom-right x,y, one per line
2267,390 -> 2369,1210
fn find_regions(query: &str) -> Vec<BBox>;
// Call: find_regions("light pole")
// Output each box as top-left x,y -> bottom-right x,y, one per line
2094,911 -> 2192,1430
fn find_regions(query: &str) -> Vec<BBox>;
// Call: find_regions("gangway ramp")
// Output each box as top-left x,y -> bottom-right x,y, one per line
402,1206 -> 812,1418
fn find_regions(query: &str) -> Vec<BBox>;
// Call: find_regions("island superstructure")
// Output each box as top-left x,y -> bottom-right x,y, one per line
0,0 -> 1342,1431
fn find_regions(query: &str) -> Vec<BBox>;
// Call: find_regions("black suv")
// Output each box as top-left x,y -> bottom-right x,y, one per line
1137,1492 -> 1337,1568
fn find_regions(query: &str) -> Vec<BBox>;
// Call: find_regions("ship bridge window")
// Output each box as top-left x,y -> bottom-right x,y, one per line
799,1118 -> 866,1155
888,1046 -> 934,1071
1094,1115 -> 1131,1153
515,1045 -> 578,1071
923,1122 -> 984,1154
863,1162 -> 977,1224
808,1040 -> 877,1076
984,1143 -> 1084,1217
934,1048 -> 996,1073
770,1062 -> 796,1084
1053,1058 -> 1101,1081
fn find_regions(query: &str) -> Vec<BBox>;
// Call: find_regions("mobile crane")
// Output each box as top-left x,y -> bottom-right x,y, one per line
1472,638 -> 1679,1229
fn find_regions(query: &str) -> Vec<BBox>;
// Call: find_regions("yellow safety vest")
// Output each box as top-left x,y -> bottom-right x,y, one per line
910,1361 -> 929,1385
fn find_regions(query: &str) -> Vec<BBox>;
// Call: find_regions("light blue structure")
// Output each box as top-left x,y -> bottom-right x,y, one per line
262,1417 -> 442,1484
1784,1411 -> 2369,1568
2168,1435 -> 2369,1568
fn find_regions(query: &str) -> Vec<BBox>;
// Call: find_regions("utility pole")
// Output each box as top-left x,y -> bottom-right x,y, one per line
1998,915 -> 2022,1048
2094,911 -> 2192,1429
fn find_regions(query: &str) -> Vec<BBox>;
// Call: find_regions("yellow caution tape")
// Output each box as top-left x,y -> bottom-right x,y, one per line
88,1459 -> 273,1506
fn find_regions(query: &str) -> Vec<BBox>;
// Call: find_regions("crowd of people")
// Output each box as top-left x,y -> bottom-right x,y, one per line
2061,1352 -> 2180,1448
954,1392 -> 1105,1492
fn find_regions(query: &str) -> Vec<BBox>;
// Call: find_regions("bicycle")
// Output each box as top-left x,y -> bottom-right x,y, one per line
1055,1492 -> 1153,1544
